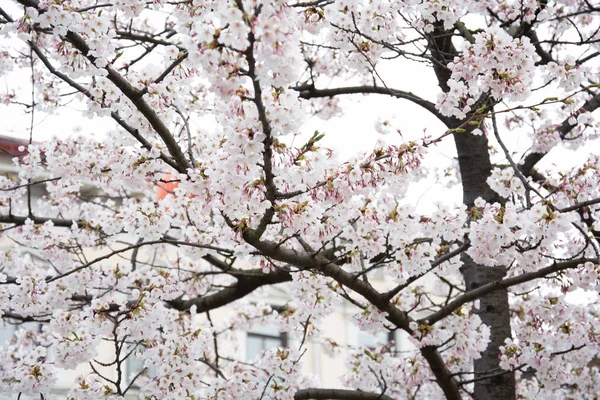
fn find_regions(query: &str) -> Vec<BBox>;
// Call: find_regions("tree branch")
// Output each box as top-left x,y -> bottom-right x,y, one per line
519,92 -> 600,178
241,230 -> 463,400
423,257 -> 597,325
293,84 -> 451,127
17,0 -> 191,172
0,213 -> 80,228
169,269 -> 292,313
25,37 -> 181,171
382,241 -> 470,301
294,388 -> 394,400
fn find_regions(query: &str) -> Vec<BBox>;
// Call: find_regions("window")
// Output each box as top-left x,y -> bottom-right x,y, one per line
0,321 -> 41,348
125,353 -> 146,387
123,342 -> 155,389
246,323 -> 288,362
0,322 -> 16,348
357,329 -> 395,351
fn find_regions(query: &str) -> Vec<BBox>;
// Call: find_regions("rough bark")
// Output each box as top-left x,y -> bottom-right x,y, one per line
453,128 -> 515,400
452,126 -> 515,400
461,259 -> 514,400
428,20 -> 516,398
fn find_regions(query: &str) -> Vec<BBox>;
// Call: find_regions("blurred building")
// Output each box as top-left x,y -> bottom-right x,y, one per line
0,135 -> 410,398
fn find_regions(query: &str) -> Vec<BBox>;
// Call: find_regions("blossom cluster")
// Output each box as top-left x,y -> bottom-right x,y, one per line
500,293 -> 600,396
437,27 -> 539,118
467,200 -> 576,269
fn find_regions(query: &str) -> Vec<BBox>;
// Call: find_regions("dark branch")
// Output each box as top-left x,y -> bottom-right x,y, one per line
293,84 -> 451,127
295,388 -> 394,400
423,257 -> 597,325
520,92 -> 600,178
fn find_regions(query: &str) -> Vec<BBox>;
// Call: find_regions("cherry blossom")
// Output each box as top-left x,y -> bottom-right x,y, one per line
0,0 -> 598,399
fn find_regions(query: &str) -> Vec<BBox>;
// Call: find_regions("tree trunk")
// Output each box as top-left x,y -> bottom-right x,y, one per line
428,20 -> 516,399
453,129 -> 516,400
461,260 -> 515,400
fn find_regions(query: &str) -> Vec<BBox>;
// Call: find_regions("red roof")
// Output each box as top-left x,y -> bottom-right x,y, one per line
0,135 -> 31,159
